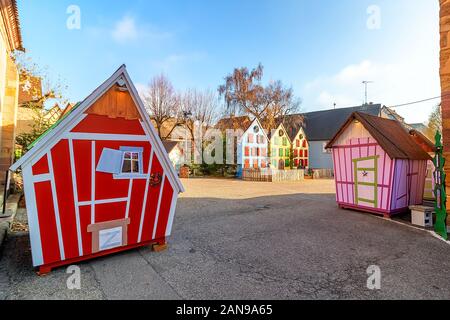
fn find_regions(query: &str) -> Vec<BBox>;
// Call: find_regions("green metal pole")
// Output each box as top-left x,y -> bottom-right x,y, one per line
433,131 -> 448,240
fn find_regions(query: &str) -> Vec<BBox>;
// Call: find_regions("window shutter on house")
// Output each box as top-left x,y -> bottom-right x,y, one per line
97,148 -> 123,174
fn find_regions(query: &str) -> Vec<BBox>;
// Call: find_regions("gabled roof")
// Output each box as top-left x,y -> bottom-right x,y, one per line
326,112 -> 431,161
1,0 -> 24,51
216,116 -> 252,132
409,129 -> 436,153
286,104 -> 382,141
11,65 -> 185,193
282,115 -> 307,142
163,140 -> 179,153
216,116 -> 269,141
267,122 -> 292,143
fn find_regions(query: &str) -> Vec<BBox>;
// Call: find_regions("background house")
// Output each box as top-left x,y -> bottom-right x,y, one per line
216,116 -> 269,176
290,127 -> 309,168
268,122 -> 291,170
16,73 -> 62,136
163,140 -> 184,173
281,104 -> 421,175
0,0 -> 23,182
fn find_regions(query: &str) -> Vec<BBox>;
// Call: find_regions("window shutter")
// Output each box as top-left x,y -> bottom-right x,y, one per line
97,148 -> 123,174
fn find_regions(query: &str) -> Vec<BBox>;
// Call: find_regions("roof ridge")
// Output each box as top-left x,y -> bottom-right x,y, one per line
357,113 -> 409,158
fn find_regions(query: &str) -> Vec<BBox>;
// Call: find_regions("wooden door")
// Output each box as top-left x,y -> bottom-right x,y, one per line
353,156 -> 379,208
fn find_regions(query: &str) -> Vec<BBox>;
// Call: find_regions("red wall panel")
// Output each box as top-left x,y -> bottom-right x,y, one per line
73,140 -> 92,202
71,114 -> 146,135
32,155 -> 49,175
126,179 -> 147,245
155,180 -> 174,239
34,181 -> 60,265
95,202 -> 127,223
139,154 -> 164,243
79,206 -> 92,256
51,140 -> 80,260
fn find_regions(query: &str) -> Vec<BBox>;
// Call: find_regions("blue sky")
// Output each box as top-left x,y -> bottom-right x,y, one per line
18,0 -> 440,123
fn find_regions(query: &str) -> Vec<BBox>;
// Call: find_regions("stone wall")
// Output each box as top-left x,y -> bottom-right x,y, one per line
440,0 -> 450,226
0,54 -> 18,178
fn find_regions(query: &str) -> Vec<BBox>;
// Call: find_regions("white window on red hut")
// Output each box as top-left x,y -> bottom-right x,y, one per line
97,147 -> 146,179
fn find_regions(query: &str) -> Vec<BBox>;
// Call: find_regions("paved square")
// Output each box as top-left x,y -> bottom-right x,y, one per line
1,179 -> 449,299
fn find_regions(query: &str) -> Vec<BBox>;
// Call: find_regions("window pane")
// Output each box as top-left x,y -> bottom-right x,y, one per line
132,152 -> 139,160
132,160 -> 140,173
122,159 -> 132,173
124,152 -> 132,160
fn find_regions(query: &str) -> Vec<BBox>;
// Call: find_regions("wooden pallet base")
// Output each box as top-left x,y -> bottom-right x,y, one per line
152,243 -> 168,252
36,237 -> 166,276
338,204 -> 408,218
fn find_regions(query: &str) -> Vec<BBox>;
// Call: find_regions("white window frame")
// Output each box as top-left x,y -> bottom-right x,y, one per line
113,147 -> 147,179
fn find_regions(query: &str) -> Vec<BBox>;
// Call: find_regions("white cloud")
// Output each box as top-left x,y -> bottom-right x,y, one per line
300,1 -> 441,124
151,52 -> 207,72
110,15 -> 173,45
112,16 -> 138,43
302,57 -> 440,124
134,82 -> 147,97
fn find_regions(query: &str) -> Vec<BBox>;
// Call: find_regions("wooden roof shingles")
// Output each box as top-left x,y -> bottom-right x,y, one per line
1,0 -> 24,51
326,112 -> 432,161
215,116 -> 252,132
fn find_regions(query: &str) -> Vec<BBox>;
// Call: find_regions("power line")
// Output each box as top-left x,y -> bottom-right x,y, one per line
390,93 -> 450,108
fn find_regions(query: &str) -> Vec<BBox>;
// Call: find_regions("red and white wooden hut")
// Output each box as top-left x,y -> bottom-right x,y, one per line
10,65 -> 185,274
326,112 -> 431,217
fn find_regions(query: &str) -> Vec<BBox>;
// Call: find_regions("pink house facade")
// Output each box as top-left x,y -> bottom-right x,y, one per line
326,112 -> 431,217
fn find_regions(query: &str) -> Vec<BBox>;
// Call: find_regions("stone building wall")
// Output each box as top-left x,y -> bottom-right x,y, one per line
0,53 -> 18,177
440,0 -> 450,227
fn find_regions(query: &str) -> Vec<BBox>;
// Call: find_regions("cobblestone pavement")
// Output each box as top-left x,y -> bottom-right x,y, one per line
1,179 -> 449,300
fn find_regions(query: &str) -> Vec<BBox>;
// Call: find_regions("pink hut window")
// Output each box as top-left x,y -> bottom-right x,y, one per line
248,134 -> 254,143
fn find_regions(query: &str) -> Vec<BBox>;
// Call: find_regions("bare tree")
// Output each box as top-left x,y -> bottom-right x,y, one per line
218,64 -> 264,119
262,80 -> 301,129
181,88 -> 219,137
141,74 -> 181,139
218,64 -> 300,128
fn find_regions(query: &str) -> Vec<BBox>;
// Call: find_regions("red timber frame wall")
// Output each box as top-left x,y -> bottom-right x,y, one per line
332,137 -> 427,217
19,73 -> 181,271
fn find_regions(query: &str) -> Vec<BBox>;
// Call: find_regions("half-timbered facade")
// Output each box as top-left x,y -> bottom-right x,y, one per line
269,123 -> 291,170
291,127 -> 309,169
326,112 -> 430,217
10,65 -> 184,273
238,118 -> 269,172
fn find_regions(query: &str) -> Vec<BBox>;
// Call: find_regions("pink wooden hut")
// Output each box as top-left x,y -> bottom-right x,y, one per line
326,112 -> 431,217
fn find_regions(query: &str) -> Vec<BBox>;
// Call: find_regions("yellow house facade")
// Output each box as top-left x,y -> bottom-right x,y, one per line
269,123 -> 291,170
